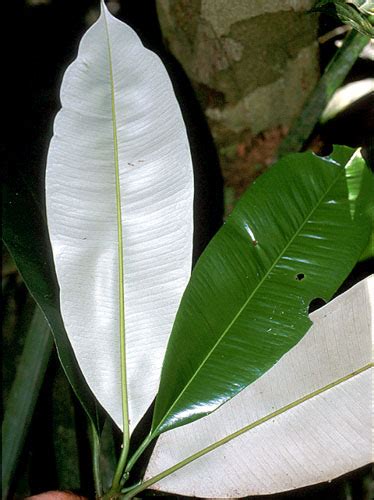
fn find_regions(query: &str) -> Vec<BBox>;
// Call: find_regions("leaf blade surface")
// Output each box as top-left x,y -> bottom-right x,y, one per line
145,277 -> 373,497
152,147 -> 373,434
45,3 -> 194,431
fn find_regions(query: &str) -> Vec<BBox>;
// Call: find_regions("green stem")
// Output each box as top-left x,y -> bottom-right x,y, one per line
101,431 -> 157,498
90,421 -> 103,498
124,433 -> 155,475
109,444 -> 130,495
103,432 -> 155,497
278,29 -> 369,156
122,363 -> 372,499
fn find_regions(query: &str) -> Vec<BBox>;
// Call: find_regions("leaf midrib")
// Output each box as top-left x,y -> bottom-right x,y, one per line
155,166 -> 343,433
103,7 -> 129,436
129,362 -> 372,498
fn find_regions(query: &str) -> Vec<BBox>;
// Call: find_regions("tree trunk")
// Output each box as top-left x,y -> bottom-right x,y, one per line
156,0 -> 320,201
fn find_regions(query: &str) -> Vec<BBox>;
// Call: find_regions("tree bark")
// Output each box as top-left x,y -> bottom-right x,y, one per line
157,0 -> 320,143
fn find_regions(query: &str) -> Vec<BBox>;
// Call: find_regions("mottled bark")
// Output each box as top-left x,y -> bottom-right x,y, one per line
157,1 -> 320,202
157,0 -> 319,140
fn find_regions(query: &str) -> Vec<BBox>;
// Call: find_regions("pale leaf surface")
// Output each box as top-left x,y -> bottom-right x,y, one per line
45,3 -> 193,430
145,277 -> 373,497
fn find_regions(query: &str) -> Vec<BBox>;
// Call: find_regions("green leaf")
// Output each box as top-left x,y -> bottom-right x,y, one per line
313,0 -> 374,36
2,306 -> 53,500
151,146 -> 373,436
347,150 -> 374,261
335,3 -> 374,36
2,151 -> 103,433
359,232 -> 374,260
52,365 -> 81,493
348,0 -> 374,15
144,277 -> 372,497
97,419 -> 118,494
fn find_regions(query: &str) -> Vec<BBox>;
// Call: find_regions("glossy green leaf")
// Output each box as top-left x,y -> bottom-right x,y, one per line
151,146 -> 373,436
346,150 -> 374,262
359,232 -> 374,260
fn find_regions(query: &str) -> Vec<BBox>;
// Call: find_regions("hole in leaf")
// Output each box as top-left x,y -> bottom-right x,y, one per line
308,297 -> 326,314
296,273 -> 305,281
315,143 -> 333,157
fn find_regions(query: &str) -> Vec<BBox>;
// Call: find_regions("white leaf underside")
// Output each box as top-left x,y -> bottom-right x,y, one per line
145,277 -> 373,497
46,4 -> 193,431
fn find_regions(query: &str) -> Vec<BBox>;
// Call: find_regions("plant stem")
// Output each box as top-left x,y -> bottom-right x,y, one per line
2,306 -> 53,499
121,363 -> 372,499
90,420 -> 103,497
103,432 -> 155,497
278,29 -> 369,156
108,444 -> 130,495
124,433 -> 155,475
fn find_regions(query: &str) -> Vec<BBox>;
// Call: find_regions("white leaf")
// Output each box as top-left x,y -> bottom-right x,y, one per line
145,277 -> 373,497
45,2 -> 193,431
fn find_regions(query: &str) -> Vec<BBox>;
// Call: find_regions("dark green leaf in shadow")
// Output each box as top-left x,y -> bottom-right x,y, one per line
99,419 -> 118,494
151,146 -> 373,435
2,306 -> 53,500
52,365 -> 81,492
